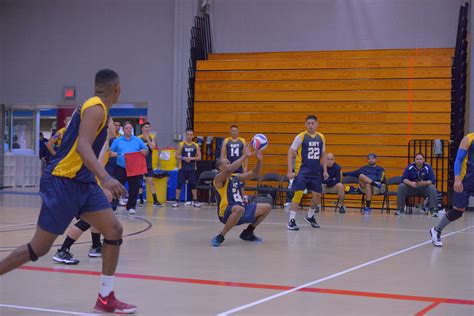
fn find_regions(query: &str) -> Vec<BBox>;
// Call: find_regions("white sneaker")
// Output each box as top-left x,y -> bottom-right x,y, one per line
128,208 -> 136,215
192,201 -> 202,208
119,198 -> 127,206
184,201 -> 192,207
430,227 -> 443,247
172,202 -> 179,208
284,202 -> 291,208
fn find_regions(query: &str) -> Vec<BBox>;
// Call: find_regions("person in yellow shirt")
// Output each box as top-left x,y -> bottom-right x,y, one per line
46,116 -> 71,156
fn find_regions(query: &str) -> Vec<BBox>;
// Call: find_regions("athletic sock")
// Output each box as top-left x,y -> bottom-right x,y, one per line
152,193 -> 158,203
366,200 -> 371,208
91,232 -> 101,248
308,207 -> 316,218
139,193 -> 143,201
245,224 -> 255,233
59,236 -> 76,252
435,215 -> 451,232
99,275 -> 115,297
289,211 -> 296,220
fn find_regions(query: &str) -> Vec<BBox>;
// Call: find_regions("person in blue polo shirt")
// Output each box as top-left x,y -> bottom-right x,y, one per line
396,153 -> 438,216
110,121 -> 148,214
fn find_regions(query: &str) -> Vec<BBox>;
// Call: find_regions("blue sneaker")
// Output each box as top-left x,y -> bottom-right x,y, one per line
362,207 -> 371,215
239,229 -> 263,243
211,234 -> 225,247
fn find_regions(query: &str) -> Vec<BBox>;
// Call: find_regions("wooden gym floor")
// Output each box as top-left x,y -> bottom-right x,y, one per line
0,190 -> 473,315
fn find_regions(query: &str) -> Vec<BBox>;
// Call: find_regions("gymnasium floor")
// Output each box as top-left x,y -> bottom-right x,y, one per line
0,191 -> 473,315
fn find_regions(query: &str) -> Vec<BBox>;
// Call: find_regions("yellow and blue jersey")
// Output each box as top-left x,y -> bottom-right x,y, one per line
293,131 -> 326,174
138,134 -> 155,168
45,97 -> 109,183
461,133 -> 474,184
51,127 -> 66,150
223,137 -> 246,164
178,141 -> 198,170
214,175 -> 244,218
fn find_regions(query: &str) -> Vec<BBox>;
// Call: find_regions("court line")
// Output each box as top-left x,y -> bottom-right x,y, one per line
217,225 -> 474,315
0,303 -> 97,315
132,214 -> 437,233
414,301 -> 444,316
0,222 -> 35,228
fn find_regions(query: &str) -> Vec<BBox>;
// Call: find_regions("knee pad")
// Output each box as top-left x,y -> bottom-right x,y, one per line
103,238 -> 123,246
27,243 -> 39,262
447,209 -> 464,221
291,191 -> 304,204
74,219 -> 91,232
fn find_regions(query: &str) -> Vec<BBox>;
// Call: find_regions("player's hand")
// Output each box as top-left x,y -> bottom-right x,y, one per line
454,178 -> 463,193
184,157 -> 191,163
103,188 -> 113,202
101,176 -> 126,199
323,171 -> 329,180
255,150 -> 263,160
287,170 -> 294,180
244,144 -> 253,157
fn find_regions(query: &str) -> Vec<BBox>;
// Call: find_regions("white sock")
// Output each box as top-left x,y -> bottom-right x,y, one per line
308,208 -> 316,218
99,274 -> 115,297
289,211 -> 296,220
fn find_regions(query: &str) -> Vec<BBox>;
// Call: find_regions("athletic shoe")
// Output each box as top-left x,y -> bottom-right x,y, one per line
119,198 -> 127,206
304,215 -> 320,228
313,206 -> 320,213
239,229 -> 263,243
184,201 -> 192,207
431,209 -> 439,217
287,219 -> 299,231
53,249 -> 80,265
93,291 -> 137,314
138,200 -> 144,207
362,207 -> 371,215
394,209 -> 405,216
128,208 -> 136,215
338,206 -> 346,214
284,202 -> 291,208
192,201 -> 202,208
211,234 -> 225,247
372,181 -> 382,189
88,245 -> 102,258
172,202 -> 179,208
153,201 -> 163,207
430,227 -> 443,247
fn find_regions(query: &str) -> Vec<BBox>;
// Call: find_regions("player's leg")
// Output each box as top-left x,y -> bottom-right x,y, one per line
303,176 -> 322,228
138,176 -> 145,206
0,226 -> 58,275
190,170 -> 201,208
287,173 -> 306,231
89,225 -> 103,258
430,190 -> 470,247
145,170 -> 161,206
173,169 -> 184,207
125,175 -> 141,214
239,203 -> 272,243
359,174 -> 373,212
211,205 -> 245,246
53,219 -> 91,264
80,209 -> 137,313
335,183 -> 346,212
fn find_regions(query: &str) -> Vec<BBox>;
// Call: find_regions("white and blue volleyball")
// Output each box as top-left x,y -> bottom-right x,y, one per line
251,134 -> 268,151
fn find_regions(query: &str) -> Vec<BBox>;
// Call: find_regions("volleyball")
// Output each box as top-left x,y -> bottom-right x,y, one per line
251,134 -> 268,151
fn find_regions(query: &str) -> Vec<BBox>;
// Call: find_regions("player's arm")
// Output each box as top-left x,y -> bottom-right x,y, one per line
138,138 -> 149,156
220,139 -> 227,159
46,132 -> 60,155
238,150 -> 262,182
214,147 -> 250,188
454,135 -> 470,193
76,105 -> 125,198
242,139 -> 248,172
287,135 -> 301,180
147,135 -> 157,150
193,144 -> 202,161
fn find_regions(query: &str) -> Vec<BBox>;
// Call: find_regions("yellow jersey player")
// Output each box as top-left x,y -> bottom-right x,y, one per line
287,115 -> 328,231
0,69 -> 137,314
46,116 -> 71,156
430,133 -> 474,247
211,145 -> 271,246
221,125 -> 247,173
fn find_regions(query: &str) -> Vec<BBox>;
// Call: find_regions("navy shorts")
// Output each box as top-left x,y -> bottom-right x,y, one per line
293,172 -> 322,193
218,203 -> 257,226
453,187 -> 474,209
144,168 -> 154,178
178,169 -> 197,189
38,173 -> 111,235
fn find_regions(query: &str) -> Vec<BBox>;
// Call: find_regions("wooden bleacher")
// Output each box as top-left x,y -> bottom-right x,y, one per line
194,48 -> 453,209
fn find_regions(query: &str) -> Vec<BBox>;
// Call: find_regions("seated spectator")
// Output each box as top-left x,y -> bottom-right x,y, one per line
395,153 -> 438,216
321,153 -> 345,213
343,153 -> 385,215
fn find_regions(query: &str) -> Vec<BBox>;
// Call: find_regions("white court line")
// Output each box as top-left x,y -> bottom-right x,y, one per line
217,225 -> 474,316
0,303 -> 98,315
124,214 -> 436,233
0,222 -> 35,228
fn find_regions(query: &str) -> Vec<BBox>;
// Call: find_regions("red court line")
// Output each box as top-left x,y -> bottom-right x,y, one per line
415,301 -> 443,316
19,265 -> 474,306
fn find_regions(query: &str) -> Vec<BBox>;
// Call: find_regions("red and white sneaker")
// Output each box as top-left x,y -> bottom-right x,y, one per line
93,291 -> 137,314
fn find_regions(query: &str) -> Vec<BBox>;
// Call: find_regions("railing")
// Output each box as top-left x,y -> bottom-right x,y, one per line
450,2 -> 469,200
186,14 -> 212,130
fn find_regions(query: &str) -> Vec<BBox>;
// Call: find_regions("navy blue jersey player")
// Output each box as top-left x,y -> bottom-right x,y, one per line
430,133 -> 474,247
